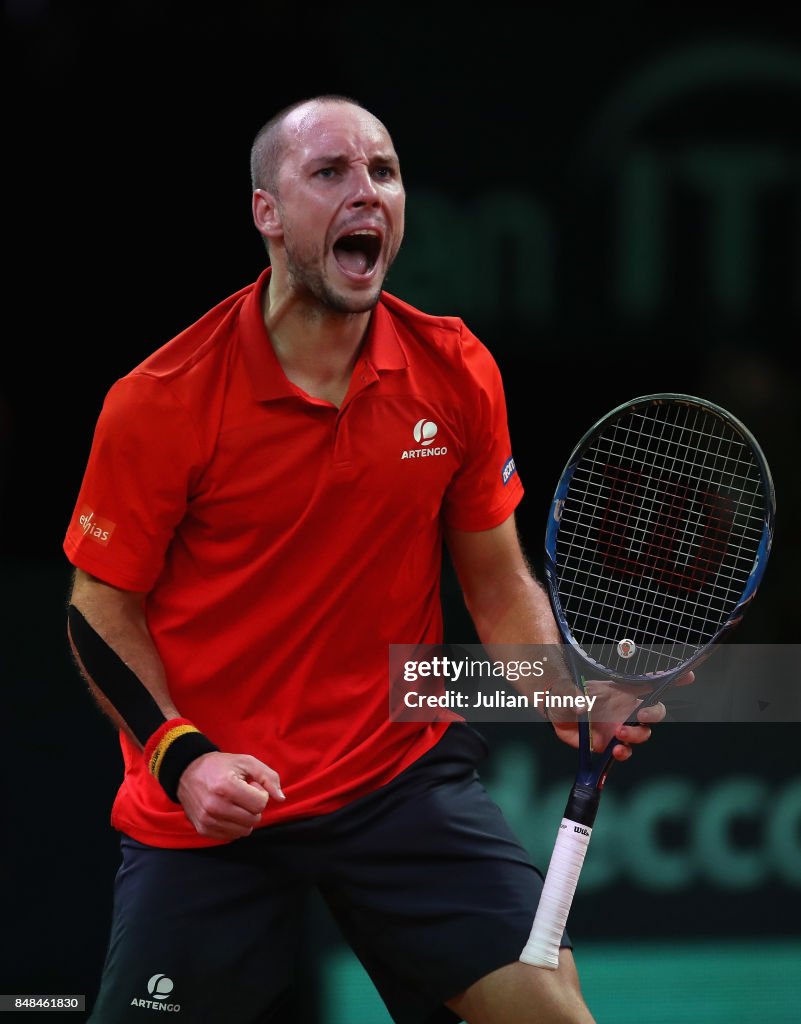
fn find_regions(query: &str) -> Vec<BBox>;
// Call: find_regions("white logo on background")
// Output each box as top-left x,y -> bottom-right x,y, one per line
147,975 -> 174,1000
413,418 -> 438,445
401,417 -> 447,460
130,974 -> 181,1012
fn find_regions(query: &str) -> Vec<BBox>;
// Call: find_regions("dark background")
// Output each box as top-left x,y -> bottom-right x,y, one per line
3,5 -> 800,1021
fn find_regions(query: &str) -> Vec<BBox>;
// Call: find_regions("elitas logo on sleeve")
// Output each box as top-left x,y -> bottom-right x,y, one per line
78,505 -> 116,546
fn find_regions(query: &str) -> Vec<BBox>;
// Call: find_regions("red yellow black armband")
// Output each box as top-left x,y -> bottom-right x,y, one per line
144,718 -> 219,804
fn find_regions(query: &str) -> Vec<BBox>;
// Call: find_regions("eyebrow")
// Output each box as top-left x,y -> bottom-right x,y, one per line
304,152 -> 399,169
305,154 -> 347,169
370,152 -> 399,166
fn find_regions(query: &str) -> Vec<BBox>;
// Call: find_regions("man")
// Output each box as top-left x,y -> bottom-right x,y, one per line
65,95 -> 666,1023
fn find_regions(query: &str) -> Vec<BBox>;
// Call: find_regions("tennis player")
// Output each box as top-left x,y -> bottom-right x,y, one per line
64,95 -> 665,1024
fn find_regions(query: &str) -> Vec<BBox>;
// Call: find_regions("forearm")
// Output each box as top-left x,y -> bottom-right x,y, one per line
67,571 -> 281,831
466,569 -> 561,648
464,569 -> 573,712
447,517 -> 570,711
69,570 -> 179,747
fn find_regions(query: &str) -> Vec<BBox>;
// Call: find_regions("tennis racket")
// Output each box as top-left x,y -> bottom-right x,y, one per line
519,393 -> 775,969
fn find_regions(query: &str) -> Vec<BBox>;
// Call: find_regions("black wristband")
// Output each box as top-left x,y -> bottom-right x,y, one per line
157,730 -> 220,803
144,719 -> 220,803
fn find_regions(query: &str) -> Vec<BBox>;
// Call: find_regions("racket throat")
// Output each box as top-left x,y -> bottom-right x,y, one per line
564,783 -> 601,829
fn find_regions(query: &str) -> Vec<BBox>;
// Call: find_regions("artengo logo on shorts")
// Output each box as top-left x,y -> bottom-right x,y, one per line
401,418 -> 448,460
129,973 -> 181,1012
78,504 -> 116,546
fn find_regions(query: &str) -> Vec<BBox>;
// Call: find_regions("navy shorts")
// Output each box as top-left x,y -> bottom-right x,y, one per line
89,724 -> 570,1023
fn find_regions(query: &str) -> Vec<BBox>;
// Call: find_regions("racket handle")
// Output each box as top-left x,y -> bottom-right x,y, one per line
519,816 -> 593,969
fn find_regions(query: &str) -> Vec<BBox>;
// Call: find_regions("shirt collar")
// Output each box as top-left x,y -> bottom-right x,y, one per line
239,267 -> 408,403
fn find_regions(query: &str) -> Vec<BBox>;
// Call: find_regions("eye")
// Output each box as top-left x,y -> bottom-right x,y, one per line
315,167 -> 338,179
373,166 -> 395,179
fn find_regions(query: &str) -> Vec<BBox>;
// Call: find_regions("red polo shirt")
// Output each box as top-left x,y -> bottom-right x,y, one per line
64,268 -> 524,847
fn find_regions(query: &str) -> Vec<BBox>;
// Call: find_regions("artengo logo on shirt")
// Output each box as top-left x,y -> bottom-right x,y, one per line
78,504 -> 116,546
401,419 -> 448,460
502,456 -> 517,485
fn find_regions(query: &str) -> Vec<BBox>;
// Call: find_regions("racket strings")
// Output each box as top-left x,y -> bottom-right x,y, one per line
566,408 -> 761,666
565,403 -> 757,643
556,401 -> 767,677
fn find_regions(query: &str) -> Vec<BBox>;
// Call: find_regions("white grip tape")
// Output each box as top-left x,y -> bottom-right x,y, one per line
519,817 -> 592,969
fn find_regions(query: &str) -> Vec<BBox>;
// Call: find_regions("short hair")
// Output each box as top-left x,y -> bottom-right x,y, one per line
250,94 -> 366,194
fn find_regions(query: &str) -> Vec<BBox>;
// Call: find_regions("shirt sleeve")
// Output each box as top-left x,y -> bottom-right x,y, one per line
442,323 -> 524,531
63,373 -> 205,591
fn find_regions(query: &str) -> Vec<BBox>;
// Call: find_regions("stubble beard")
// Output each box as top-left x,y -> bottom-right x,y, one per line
283,238 -> 393,316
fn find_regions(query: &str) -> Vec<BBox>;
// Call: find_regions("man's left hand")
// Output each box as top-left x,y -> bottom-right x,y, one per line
550,672 -> 695,760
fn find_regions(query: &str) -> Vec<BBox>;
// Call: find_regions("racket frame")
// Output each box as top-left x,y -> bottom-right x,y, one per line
520,393 -> 775,970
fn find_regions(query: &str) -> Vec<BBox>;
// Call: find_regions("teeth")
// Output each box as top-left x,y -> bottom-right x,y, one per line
348,229 -> 379,236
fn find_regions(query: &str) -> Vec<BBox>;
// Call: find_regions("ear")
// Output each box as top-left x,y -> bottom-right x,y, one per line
252,189 -> 283,242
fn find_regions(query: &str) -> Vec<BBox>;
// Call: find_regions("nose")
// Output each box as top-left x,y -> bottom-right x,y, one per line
347,165 -> 381,209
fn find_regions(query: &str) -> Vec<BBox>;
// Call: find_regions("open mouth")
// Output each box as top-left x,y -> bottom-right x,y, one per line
332,229 -> 382,278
